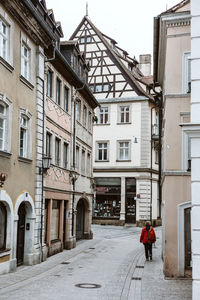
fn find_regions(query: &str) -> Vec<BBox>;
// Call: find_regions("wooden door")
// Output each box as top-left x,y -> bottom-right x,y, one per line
76,199 -> 85,240
17,203 -> 26,266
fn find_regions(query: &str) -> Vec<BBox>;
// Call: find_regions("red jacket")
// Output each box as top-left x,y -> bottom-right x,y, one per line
140,226 -> 156,244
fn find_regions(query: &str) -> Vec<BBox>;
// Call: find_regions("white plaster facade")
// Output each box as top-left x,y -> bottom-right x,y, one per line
190,0 -> 200,298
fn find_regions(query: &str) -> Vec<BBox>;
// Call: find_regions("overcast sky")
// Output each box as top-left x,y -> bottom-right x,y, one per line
45,0 -> 179,60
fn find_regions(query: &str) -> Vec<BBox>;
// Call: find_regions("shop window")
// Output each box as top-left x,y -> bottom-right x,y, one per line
0,202 -> 7,250
51,200 -> 60,241
94,177 -> 121,218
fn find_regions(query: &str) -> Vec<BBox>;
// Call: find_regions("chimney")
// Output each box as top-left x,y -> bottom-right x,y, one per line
139,54 -> 151,76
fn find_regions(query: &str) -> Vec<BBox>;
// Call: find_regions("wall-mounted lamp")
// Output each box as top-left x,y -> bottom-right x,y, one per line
0,173 -> 7,187
133,137 -> 138,143
69,169 -> 79,183
39,156 -> 51,175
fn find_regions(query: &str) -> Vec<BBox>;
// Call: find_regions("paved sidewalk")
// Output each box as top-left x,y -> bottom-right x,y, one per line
141,234 -> 192,300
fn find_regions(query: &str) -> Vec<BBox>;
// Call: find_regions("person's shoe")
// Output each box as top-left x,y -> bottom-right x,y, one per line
146,257 -> 149,261
150,256 -> 152,261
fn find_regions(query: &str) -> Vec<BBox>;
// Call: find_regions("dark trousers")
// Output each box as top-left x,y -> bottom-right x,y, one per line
144,243 -> 152,259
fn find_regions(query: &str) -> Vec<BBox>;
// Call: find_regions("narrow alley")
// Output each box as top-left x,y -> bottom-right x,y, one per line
0,225 -> 191,300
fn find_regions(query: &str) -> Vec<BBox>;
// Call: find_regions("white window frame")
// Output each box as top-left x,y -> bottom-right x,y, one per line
0,10 -> 13,65
21,42 -> 30,81
99,106 -> 109,124
182,52 -> 191,94
119,105 -> 130,124
0,93 -> 12,153
20,33 -> 34,83
182,127 -> 195,172
96,141 -> 109,161
117,140 -> 131,161
19,109 -> 32,159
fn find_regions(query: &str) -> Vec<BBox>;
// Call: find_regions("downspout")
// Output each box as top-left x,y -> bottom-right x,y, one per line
150,107 -> 153,224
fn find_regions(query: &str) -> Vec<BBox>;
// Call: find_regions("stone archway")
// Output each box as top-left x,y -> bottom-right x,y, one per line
14,192 -> 36,266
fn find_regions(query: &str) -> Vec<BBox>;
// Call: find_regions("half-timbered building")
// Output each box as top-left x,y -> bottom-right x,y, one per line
70,16 -> 160,226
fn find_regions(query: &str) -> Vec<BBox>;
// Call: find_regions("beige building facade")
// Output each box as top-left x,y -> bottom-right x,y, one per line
154,0 -> 191,277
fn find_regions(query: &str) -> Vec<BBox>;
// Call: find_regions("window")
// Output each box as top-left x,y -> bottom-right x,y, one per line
0,103 -> 6,150
89,85 -> 94,93
64,86 -> 69,112
83,105 -> 87,127
187,137 -> 191,171
87,152 -> 91,176
19,115 -> 28,157
86,36 -> 92,43
96,84 -> 102,92
120,106 -> 129,123
80,37 -> 85,44
63,142 -> 68,169
155,149 -> 159,164
118,141 -> 130,160
51,200 -> 60,241
183,52 -> 191,94
46,132 -> 51,157
0,202 -> 7,250
81,149 -> 85,175
76,146 -> 79,170
0,95 -> 12,153
76,100 -> 81,121
56,78 -> 61,105
97,142 -> 108,161
0,19 -> 9,61
21,43 -> 30,80
99,107 -> 109,124
88,111 -> 92,131
55,138 -> 60,166
47,70 -> 53,98
103,84 -> 109,92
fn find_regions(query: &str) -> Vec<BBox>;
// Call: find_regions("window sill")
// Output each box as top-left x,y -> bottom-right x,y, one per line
18,156 -> 33,164
117,122 -> 131,125
95,123 -> 110,126
116,159 -> 131,162
0,150 -> 12,159
20,75 -> 34,90
0,56 -> 14,73
95,160 -> 109,162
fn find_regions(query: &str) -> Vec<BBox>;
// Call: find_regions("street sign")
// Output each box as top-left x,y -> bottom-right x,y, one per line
136,194 -> 141,199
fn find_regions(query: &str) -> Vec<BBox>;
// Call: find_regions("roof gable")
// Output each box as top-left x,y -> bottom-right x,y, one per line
70,16 -> 150,100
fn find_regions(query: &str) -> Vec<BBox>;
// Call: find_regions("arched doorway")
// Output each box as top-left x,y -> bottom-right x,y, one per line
17,202 -> 26,266
76,199 -> 85,240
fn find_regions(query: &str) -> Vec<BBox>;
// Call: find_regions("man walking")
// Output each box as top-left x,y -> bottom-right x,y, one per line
140,221 -> 156,261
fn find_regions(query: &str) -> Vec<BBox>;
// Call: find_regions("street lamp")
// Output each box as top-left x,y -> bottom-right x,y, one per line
0,173 -> 7,187
39,156 -> 51,174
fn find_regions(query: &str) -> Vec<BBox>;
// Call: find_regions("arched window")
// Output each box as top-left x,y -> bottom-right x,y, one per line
0,202 -> 7,250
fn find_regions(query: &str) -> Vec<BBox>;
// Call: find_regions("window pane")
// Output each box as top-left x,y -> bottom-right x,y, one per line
55,138 -> 60,165
0,104 -> 5,114
76,146 -> 79,169
51,200 -> 60,241
64,87 -> 69,112
63,143 -> 68,169
81,150 -> 85,174
56,79 -> 61,105
47,71 -> 52,97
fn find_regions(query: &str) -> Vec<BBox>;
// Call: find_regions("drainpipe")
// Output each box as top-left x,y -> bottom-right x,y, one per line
150,107 -> 153,224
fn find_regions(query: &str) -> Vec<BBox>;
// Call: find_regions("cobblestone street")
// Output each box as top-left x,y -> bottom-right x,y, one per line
0,225 -> 191,300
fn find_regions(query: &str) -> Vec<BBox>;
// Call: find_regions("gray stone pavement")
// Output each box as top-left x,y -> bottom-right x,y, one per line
0,225 -> 192,300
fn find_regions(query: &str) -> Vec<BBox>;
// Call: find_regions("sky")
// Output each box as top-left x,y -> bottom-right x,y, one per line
45,0 -> 180,61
